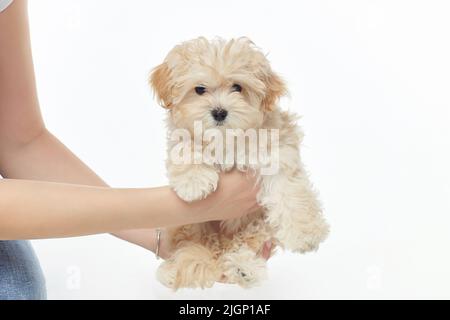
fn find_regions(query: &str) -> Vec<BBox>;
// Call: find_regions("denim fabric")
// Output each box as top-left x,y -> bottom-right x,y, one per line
0,241 -> 47,300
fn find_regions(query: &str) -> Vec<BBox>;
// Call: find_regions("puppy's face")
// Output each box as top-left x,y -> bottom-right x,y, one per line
150,37 -> 286,132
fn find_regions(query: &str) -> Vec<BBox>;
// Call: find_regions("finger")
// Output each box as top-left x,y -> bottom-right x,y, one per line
262,241 -> 272,260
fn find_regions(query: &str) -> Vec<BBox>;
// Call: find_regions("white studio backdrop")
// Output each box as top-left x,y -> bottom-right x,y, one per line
27,0 -> 450,299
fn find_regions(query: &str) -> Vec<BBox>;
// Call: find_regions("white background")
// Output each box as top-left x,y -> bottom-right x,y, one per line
27,0 -> 450,299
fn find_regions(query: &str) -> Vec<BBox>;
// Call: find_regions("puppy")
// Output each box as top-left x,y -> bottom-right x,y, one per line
150,37 -> 329,289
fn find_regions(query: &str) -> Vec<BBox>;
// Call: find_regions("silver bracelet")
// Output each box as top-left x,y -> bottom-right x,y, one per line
155,228 -> 162,260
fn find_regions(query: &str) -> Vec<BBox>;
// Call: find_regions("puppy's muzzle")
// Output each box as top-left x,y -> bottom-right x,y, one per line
211,108 -> 228,123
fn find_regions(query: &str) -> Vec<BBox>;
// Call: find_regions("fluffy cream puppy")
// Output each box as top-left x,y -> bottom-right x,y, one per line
150,37 -> 329,289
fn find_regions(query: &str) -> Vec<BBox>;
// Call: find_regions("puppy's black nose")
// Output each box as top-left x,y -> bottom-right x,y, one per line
211,108 -> 228,122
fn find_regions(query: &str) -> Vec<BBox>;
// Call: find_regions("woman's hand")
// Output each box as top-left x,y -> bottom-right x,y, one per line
195,170 -> 261,222
118,170 -> 271,262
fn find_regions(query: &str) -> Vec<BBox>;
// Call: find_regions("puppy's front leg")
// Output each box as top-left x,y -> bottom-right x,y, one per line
168,163 -> 219,202
261,145 -> 329,253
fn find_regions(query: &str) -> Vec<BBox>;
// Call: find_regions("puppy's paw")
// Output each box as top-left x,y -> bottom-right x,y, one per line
171,167 -> 219,202
157,245 -> 219,290
156,260 -> 178,289
277,216 -> 329,253
221,247 -> 267,288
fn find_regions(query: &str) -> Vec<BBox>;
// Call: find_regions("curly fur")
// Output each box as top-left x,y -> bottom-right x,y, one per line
150,37 -> 329,289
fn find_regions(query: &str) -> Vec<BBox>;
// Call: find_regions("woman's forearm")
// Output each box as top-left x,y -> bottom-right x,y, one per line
0,129 -> 160,250
0,179 -> 203,240
0,129 -> 109,185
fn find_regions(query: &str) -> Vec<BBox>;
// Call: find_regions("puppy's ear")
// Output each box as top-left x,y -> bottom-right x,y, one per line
261,71 -> 287,111
149,62 -> 173,109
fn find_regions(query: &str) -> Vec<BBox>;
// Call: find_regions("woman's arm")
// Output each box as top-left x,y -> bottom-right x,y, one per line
0,174 -> 259,240
0,128 -> 169,254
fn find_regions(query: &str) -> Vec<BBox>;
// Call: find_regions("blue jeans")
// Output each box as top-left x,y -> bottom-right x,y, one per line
0,241 -> 47,300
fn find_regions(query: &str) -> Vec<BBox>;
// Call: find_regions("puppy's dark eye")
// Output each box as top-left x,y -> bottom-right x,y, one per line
231,84 -> 242,93
195,86 -> 206,95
